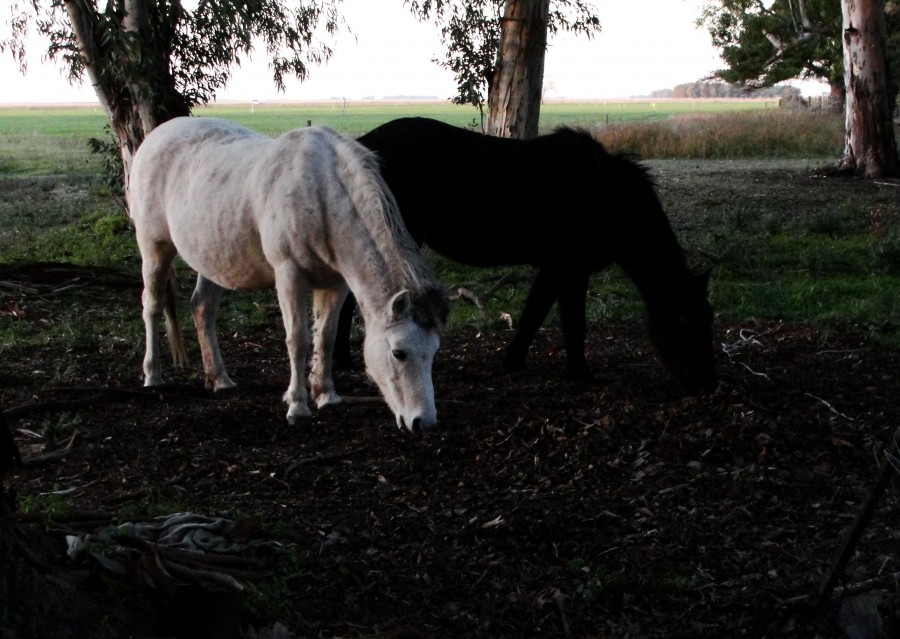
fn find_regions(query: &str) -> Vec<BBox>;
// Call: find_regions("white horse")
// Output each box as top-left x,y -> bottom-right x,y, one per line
127,117 -> 449,432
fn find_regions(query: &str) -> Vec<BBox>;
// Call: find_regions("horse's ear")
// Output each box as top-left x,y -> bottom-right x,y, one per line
390,290 -> 412,322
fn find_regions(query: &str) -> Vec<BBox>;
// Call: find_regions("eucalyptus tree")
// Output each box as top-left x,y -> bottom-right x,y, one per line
406,0 -> 600,138
2,0 -> 341,189
701,0 -> 898,178
699,0 -> 845,96
839,0 -> 898,178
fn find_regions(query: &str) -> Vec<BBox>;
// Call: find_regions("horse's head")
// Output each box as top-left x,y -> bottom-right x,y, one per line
648,270 -> 718,395
364,286 -> 450,433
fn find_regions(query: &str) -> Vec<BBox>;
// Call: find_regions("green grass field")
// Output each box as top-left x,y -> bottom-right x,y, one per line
0,98 -> 775,141
0,98 -> 795,175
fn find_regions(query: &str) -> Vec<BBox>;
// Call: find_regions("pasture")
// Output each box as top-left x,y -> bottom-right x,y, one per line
1,103 -> 900,638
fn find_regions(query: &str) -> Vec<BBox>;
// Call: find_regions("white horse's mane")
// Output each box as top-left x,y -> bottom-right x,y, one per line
329,130 -> 436,294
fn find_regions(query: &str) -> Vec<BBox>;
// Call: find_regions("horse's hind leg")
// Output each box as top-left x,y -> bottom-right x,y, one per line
139,243 -> 178,386
191,274 -> 235,391
273,264 -> 313,424
504,268 -> 557,372
309,285 -> 350,409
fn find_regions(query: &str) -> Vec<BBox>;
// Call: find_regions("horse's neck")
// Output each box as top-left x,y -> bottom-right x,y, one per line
615,222 -> 691,307
344,271 -> 402,320
338,244 -> 419,322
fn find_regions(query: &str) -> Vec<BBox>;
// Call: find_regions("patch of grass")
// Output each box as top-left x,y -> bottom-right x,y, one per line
17,490 -> 72,518
0,172 -> 127,264
0,132 -> 107,175
872,226 -> 900,275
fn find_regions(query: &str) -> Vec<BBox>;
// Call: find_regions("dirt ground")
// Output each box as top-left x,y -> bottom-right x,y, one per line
2,160 -> 900,638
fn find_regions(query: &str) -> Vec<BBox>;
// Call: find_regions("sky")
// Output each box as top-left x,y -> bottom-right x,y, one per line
0,0 -> 828,105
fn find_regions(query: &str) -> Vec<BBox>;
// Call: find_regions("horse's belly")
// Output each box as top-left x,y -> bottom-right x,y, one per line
170,222 -> 275,290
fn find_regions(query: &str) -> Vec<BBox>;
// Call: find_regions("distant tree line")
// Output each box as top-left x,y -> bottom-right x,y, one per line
648,82 -> 803,99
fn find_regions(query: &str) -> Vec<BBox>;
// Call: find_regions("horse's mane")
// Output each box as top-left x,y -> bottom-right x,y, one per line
329,129 -> 439,293
550,125 -> 657,188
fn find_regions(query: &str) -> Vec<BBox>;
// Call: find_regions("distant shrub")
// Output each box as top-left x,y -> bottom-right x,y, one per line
593,111 -> 844,159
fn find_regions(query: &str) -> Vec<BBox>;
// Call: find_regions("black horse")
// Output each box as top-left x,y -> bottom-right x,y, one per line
338,117 -> 717,394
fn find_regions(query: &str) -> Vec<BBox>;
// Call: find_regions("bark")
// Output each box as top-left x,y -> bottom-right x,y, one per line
63,0 -> 190,196
838,0 -> 900,178
486,0 -> 550,140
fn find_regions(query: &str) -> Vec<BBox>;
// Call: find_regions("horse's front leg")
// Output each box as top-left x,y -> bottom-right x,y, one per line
191,274 -> 235,391
309,285 -> 350,409
504,268 -> 557,372
274,265 -> 312,424
556,269 -> 592,381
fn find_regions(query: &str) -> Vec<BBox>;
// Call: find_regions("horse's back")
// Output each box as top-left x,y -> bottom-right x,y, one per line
359,117 -> 608,266
129,117 -> 411,292
130,118 -> 351,290
129,117 -> 268,228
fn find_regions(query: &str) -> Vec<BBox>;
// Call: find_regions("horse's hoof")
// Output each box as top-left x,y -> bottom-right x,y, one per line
212,385 -> 238,397
315,393 -> 343,409
502,354 -> 527,372
212,378 -> 237,392
286,404 -> 312,425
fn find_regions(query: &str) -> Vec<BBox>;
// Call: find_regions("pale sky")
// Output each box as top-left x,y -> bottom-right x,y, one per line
0,0 -> 827,105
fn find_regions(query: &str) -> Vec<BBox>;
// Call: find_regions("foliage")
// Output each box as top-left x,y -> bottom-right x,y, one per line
664,81 -> 801,99
1,0 -> 345,196
405,0 -> 600,114
0,1 -> 342,109
700,0 -> 900,103
699,0 -> 844,91
88,127 -> 126,196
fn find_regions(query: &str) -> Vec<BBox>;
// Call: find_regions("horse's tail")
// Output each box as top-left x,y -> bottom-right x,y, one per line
164,266 -> 188,369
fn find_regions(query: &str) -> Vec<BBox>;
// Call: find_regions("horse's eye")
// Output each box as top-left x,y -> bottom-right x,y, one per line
392,349 -> 407,362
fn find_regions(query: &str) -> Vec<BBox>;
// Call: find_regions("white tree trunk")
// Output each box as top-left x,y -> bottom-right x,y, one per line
486,0 -> 550,140
839,0 -> 899,178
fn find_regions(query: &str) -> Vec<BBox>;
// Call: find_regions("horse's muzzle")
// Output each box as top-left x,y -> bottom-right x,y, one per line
399,415 -> 438,434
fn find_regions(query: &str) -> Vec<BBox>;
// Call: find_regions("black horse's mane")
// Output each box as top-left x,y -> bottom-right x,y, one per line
550,125 -> 656,187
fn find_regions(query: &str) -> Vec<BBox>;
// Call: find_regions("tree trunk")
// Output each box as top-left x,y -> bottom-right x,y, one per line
838,0 -> 900,178
64,0 -> 191,196
486,0 -> 550,140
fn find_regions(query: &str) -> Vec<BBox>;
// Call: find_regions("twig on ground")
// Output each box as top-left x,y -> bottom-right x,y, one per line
553,588 -> 571,635
0,280 -> 39,294
284,446 -> 368,476
721,328 -> 772,381
338,396 -> 386,405
20,429 -> 80,468
481,271 -> 521,301
816,428 -> 900,609
455,287 -> 483,310
805,392 -> 855,422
